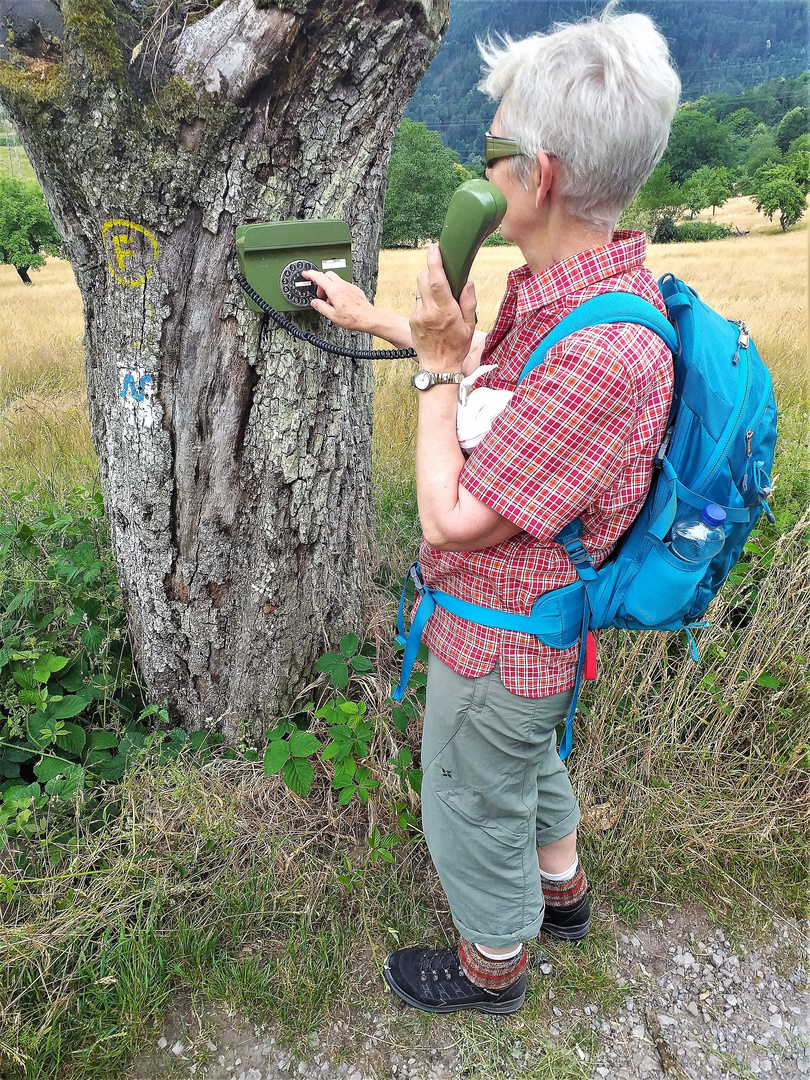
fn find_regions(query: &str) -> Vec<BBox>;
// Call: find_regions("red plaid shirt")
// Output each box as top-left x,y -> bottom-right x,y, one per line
419,231 -> 673,697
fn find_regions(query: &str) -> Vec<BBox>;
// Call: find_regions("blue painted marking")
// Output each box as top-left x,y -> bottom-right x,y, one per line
120,373 -> 153,401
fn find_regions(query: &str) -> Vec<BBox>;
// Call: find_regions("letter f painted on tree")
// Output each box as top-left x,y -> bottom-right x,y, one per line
112,234 -> 134,272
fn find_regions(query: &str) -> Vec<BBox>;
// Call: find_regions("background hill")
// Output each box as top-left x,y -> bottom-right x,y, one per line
407,0 -> 810,160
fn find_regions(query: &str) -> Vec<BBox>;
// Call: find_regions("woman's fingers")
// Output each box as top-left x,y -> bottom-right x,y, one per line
301,270 -> 372,331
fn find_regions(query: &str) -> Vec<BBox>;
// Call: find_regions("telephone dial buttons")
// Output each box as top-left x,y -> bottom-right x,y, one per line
280,260 -> 318,307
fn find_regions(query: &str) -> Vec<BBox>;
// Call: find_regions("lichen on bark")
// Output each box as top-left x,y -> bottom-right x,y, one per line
0,0 -> 449,737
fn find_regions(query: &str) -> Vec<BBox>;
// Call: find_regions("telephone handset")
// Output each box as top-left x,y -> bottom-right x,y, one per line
439,179 -> 507,301
234,179 -> 507,359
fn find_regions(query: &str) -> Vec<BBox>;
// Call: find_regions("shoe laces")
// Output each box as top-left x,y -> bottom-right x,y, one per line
418,946 -> 462,984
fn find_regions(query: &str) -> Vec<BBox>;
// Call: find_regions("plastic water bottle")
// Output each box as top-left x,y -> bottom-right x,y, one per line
670,504 -> 727,563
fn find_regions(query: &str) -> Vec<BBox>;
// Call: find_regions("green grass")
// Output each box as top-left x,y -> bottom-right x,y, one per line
0,134 -> 38,186
0,285 -> 808,1077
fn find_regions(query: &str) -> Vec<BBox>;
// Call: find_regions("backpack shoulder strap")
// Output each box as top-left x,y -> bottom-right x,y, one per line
518,293 -> 679,384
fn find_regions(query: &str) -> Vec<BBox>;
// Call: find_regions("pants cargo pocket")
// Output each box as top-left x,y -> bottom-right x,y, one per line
427,784 -> 541,940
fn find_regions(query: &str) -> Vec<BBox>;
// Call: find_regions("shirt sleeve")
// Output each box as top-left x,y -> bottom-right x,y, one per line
459,326 -> 641,542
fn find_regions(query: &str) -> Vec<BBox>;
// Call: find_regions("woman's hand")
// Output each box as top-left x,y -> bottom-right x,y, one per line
410,244 -> 478,373
303,269 -> 375,333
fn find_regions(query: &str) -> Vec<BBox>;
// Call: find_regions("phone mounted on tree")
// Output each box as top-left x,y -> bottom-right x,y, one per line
234,179 -> 507,357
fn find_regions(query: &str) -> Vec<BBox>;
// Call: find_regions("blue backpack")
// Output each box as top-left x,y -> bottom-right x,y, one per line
393,273 -> 778,758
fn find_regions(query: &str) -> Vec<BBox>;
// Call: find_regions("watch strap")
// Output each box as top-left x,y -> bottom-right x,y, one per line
412,370 -> 464,390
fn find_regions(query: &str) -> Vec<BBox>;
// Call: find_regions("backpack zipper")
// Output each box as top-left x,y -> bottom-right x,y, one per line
692,335 -> 752,491
731,320 -> 749,365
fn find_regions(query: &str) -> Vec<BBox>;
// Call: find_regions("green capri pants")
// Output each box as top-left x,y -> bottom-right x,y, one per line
421,652 -> 580,950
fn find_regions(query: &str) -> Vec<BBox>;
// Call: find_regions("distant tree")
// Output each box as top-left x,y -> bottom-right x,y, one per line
703,167 -> 733,214
628,163 -> 685,240
752,166 -> 807,232
740,146 -> 783,194
734,86 -> 783,127
788,134 -> 810,157
663,109 -> 738,183
462,153 -> 487,180
382,120 -> 468,248
785,151 -> 810,196
680,168 -> 711,218
0,177 -> 60,284
722,108 -> 763,139
775,107 -> 810,154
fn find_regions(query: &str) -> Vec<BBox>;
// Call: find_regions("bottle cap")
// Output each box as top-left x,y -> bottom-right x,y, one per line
701,503 -> 726,527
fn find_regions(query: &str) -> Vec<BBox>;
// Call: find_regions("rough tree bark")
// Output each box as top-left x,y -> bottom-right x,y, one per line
0,0 -> 448,738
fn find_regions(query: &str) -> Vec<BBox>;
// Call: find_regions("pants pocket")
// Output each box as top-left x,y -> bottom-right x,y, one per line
436,786 -> 531,850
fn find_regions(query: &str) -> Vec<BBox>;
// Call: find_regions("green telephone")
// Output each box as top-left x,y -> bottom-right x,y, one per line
235,218 -> 353,313
234,179 -> 507,355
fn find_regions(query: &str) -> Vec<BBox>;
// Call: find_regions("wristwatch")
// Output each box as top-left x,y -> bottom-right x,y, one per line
411,370 -> 464,391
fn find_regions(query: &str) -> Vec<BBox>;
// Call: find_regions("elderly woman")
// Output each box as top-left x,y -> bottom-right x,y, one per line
307,4 -> 680,1015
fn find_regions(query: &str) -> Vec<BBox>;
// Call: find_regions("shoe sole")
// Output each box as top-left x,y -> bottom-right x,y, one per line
383,966 -> 525,1015
539,916 -> 590,941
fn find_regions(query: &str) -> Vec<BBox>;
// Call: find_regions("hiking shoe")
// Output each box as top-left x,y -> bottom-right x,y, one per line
383,944 -> 526,1015
539,889 -> 590,941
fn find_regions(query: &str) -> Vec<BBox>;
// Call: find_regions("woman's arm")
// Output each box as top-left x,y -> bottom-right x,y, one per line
411,245 -> 521,551
304,267 -> 487,367
303,269 -> 412,347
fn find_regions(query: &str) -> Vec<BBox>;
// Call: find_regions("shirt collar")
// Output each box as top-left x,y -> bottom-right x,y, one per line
507,231 -> 648,318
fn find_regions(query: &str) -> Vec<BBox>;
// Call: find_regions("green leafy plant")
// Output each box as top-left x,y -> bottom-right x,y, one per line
263,718 -> 322,797
0,485 -> 153,848
320,698 -> 378,804
262,627 -> 426,830
316,632 -> 374,690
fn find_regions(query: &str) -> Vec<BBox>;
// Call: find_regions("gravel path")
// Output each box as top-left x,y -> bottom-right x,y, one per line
130,911 -> 808,1080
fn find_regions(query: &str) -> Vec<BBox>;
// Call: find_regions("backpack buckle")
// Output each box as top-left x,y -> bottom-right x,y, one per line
655,425 -> 673,468
408,562 -> 426,597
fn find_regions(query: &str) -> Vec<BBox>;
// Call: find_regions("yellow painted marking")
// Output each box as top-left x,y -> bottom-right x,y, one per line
112,234 -> 134,271
101,219 -> 160,286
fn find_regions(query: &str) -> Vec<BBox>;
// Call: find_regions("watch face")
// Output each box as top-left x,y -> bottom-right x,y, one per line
413,371 -> 432,390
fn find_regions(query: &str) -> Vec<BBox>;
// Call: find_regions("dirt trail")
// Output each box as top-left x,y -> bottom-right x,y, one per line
130,910 -> 808,1080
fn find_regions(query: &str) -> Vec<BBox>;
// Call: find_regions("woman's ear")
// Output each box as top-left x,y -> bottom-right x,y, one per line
534,151 -> 554,208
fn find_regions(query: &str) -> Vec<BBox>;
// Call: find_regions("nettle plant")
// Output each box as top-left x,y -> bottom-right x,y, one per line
0,485 -> 222,859
262,632 -> 425,843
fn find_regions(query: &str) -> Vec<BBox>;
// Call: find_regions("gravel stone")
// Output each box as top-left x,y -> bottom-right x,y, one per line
132,911 -> 808,1080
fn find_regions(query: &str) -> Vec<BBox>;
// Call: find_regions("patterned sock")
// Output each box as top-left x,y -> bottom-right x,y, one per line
540,859 -> 588,908
458,939 -> 527,990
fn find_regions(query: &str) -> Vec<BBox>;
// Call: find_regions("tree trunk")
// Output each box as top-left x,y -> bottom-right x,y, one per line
15,264 -> 31,284
0,0 -> 448,739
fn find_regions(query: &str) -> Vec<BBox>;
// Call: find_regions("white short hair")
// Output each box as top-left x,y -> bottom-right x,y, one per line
478,2 -> 681,230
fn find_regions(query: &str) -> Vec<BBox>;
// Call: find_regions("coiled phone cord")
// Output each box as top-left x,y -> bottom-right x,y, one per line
235,272 -> 417,360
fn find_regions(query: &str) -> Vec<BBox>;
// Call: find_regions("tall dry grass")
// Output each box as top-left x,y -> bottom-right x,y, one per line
0,262 -> 95,494
373,206 -> 809,482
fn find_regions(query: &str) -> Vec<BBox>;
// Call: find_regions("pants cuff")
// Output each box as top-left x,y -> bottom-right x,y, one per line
452,915 -> 541,951
535,804 -> 580,849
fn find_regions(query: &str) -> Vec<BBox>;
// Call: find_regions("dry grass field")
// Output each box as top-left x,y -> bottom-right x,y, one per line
373,201 -> 809,478
1,201 -> 807,496
0,260 -> 93,495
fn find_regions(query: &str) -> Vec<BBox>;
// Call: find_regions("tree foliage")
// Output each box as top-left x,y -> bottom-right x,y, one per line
722,107 -> 765,139
382,119 -> 471,248
680,166 -> 713,217
752,165 -> 807,231
775,107 -> 810,153
703,167 -> 733,213
0,177 -> 60,284
663,108 -> 738,183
